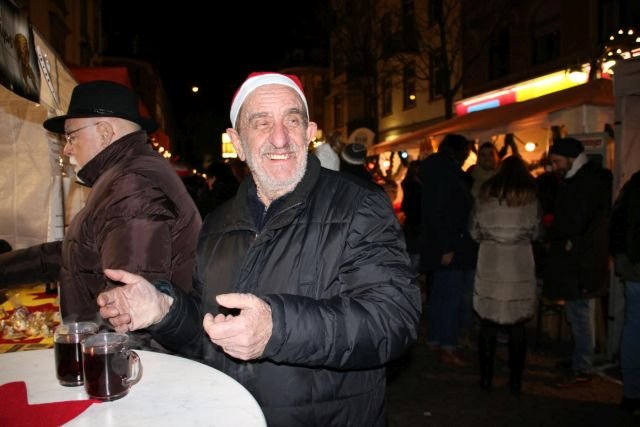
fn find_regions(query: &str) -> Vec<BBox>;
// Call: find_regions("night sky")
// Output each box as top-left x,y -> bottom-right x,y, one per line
102,1 -> 329,131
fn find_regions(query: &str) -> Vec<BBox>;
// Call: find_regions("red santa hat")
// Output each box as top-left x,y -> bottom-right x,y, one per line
229,72 -> 308,128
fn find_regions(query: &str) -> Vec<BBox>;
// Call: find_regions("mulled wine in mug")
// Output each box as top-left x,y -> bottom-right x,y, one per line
81,332 -> 142,401
54,321 -> 99,386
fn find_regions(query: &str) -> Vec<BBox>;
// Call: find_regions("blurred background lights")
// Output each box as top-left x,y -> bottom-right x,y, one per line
524,142 -> 537,152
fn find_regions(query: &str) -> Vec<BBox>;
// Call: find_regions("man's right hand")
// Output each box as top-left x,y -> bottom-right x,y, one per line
441,252 -> 454,266
97,269 -> 174,333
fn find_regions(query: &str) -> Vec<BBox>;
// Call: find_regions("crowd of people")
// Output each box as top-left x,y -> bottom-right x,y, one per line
398,132 -> 637,415
0,73 -> 638,424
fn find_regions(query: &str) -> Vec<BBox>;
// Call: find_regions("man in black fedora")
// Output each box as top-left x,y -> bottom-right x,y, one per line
0,81 -> 201,349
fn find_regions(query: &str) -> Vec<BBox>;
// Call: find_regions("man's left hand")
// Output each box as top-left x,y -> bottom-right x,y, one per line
202,293 -> 272,361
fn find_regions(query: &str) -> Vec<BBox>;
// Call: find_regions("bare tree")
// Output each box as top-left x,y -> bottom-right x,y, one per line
322,0 -> 386,133
386,0 -> 517,119
323,0 -> 517,130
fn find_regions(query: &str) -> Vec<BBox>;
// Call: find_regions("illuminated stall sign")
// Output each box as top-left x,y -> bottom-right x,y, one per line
455,71 -> 587,117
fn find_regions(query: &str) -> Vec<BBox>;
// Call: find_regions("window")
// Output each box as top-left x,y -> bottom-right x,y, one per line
382,76 -> 393,116
49,12 -> 69,58
403,64 -> 416,110
428,0 -> 443,26
489,27 -> 510,80
532,31 -> 560,65
598,0 -> 640,43
429,52 -> 445,99
333,42 -> 346,77
381,12 -> 395,57
402,0 -> 417,51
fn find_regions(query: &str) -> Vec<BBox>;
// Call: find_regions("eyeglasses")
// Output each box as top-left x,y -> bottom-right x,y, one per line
64,122 -> 101,145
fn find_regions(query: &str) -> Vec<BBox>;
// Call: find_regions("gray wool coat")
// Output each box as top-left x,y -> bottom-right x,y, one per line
469,198 -> 542,324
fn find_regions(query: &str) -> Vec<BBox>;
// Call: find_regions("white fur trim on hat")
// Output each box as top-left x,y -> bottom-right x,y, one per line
229,72 -> 308,128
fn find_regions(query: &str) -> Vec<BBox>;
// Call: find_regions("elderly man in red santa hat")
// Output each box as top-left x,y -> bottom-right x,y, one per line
96,72 -> 421,426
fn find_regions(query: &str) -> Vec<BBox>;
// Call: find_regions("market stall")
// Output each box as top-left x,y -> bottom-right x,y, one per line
369,79 -> 614,168
0,25 -> 77,250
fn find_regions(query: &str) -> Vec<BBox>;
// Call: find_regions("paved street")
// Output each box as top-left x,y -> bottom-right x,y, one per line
386,313 -> 637,426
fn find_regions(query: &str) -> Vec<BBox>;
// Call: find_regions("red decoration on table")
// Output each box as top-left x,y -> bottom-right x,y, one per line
0,382 -> 101,426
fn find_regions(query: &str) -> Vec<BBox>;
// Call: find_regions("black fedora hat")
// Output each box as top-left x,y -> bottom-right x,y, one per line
43,80 -> 158,134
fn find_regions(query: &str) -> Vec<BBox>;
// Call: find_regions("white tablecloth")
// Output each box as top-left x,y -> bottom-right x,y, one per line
0,349 -> 266,426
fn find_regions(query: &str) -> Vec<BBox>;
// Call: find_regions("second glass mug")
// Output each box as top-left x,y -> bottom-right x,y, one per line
81,332 -> 142,401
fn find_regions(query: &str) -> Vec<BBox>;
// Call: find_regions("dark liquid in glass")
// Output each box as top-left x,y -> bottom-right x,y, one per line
83,351 -> 128,401
55,341 -> 83,386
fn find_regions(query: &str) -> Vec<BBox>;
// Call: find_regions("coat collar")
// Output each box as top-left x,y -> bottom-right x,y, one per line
565,152 -> 589,179
231,153 -> 321,230
77,131 -> 150,187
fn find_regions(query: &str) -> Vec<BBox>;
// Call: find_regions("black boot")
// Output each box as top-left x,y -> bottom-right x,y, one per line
508,336 -> 527,395
478,335 -> 496,390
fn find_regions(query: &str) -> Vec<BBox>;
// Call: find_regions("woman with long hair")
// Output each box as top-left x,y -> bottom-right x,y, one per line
469,155 -> 542,394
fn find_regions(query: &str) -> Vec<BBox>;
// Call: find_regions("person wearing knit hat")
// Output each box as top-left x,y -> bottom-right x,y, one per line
544,136 -> 613,388
95,71 -> 420,426
548,138 -> 586,179
549,137 -> 584,159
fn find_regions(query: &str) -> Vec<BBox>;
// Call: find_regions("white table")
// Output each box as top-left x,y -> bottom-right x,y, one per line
0,349 -> 267,426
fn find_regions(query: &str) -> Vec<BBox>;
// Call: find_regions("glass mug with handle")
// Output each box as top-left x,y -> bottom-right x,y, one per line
81,332 -> 142,401
54,321 -> 99,386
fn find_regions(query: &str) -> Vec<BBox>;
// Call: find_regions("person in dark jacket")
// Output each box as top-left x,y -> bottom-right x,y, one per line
610,169 -> 640,414
401,160 -> 422,272
0,81 -> 201,348
419,134 -> 477,366
96,72 -> 421,426
197,161 -> 239,219
543,137 -> 612,387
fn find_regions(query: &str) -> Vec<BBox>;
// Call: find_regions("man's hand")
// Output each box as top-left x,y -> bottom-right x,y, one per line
202,293 -> 272,361
441,252 -> 454,266
97,269 -> 174,333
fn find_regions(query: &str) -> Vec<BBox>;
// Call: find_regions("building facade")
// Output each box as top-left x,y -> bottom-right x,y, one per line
327,0 -> 639,163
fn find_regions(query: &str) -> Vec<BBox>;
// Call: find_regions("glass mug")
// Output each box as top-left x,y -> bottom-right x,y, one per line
54,321 -> 99,386
81,332 -> 142,401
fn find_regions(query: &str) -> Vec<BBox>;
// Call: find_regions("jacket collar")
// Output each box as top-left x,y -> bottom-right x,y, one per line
565,152 -> 589,179
232,153 -> 321,230
77,131 -> 149,187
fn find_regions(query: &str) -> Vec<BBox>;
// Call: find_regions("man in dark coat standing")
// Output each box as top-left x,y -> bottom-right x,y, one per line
544,137 -> 612,387
95,72 -> 421,426
419,134 -> 477,366
0,81 -> 201,350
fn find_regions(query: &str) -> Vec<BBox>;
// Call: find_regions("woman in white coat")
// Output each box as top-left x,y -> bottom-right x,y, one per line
470,155 -> 542,394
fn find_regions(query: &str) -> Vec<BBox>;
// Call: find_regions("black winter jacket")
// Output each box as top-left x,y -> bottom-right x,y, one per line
419,152 -> 478,271
151,155 -> 421,426
543,160 -> 612,300
610,170 -> 640,282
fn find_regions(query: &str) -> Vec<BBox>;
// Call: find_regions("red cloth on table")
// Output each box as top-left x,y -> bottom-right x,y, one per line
0,382 -> 100,426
